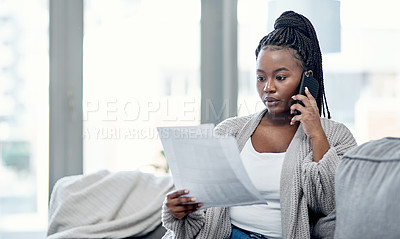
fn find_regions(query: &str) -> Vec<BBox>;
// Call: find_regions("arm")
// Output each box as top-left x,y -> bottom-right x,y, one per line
161,190 -> 206,239
290,87 -> 330,162
161,192 -> 232,239
291,87 -> 357,213
301,122 -> 357,214
310,129 -> 330,163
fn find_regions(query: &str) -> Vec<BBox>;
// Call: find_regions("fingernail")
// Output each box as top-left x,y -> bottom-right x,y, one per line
184,190 -> 189,193
305,87 -> 309,92
291,96 -> 295,99
191,197 -> 196,202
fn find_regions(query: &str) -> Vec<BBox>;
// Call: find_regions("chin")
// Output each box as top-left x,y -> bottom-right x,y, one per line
266,108 -> 291,117
266,107 -> 284,114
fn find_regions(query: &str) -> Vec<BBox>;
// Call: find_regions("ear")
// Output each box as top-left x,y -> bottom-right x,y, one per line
307,70 -> 313,77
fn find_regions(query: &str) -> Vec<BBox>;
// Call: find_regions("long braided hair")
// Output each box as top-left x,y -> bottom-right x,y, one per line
255,11 -> 331,118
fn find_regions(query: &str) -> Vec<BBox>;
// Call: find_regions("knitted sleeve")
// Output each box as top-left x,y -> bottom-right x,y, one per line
301,120 -> 357,215
214,116 -> 240,137
161,196 -> 206,239
161,196 -> 232,239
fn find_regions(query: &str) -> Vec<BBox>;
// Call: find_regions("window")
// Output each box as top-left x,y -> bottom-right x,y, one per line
83,0 -> 201,174
0,0 -> 48,238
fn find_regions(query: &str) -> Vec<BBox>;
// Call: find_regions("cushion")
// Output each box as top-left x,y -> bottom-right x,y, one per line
335,137 -> 400,239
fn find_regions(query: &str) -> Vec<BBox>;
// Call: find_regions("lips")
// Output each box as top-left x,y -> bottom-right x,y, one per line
263,96 -> 281,108
264,97 -> 279,103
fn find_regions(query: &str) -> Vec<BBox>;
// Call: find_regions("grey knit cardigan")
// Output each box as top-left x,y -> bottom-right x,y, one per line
161,108 -> 357,239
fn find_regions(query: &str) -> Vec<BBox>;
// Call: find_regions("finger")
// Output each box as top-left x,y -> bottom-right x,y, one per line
171,203 -> 204,219
170,204 -> 203,219
304,87 -> 315,100
173,202 -> 203,213
177,196 -> 197,205
185,203 -> 204,213
290,115 -> 301,125
167,195 -> 197,209
304,87 -> 319,108
290,102 -> 305,115
167,189 -> 189,200
292,94 -> 311,108
185,203 -> 204,214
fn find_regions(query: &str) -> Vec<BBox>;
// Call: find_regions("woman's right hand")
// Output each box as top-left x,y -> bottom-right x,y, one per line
166,189 -> 203,219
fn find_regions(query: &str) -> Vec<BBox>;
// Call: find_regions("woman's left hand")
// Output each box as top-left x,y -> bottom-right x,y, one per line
290,87 -> 324,138
290,87 -> 330,162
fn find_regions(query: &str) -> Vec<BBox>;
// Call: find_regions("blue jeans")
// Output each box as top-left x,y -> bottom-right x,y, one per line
230,224 -> 268,239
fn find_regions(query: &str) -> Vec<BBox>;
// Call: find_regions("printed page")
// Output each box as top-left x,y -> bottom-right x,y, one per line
157,125 -> 267,209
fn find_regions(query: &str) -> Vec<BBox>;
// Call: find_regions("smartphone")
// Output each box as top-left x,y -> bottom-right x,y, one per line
293,71 -> 319,115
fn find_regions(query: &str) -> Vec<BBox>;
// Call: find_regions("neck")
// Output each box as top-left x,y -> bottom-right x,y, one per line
262,111 -> 296,126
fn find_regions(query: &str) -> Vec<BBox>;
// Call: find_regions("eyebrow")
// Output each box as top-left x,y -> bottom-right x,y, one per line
256,67 -> 290,74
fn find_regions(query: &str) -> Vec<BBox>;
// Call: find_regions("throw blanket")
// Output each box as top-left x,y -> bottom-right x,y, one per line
47,170 -> 174,238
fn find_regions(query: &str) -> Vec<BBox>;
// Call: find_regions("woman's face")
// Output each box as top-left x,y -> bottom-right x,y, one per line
256,46 -> 304,115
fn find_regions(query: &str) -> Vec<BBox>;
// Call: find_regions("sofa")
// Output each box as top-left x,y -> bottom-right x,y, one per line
47,170 -> 173,239
47,137 -> 400,238
335,137 -> 400,238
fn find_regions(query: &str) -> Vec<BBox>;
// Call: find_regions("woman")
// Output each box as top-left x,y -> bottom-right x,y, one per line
161,11 -> 357,239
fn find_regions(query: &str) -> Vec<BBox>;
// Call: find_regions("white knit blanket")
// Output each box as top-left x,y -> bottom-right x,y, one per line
47,170 -> 173,238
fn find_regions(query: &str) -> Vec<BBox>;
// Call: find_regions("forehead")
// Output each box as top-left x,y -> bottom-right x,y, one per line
257,47 -> 303,71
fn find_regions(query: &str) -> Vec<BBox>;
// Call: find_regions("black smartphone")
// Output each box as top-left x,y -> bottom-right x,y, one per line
293,71 -> 319,115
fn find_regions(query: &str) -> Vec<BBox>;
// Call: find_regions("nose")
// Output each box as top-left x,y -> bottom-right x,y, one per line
263,78 -> 276,92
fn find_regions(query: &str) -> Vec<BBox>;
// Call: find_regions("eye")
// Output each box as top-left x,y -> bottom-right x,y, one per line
257,76 -> 266,82
275,75 -> 286,81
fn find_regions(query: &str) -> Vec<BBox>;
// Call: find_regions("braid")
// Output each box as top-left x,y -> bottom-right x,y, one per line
255,11 -> 331,118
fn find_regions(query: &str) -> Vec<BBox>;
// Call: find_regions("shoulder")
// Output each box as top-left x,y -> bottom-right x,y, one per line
320,118 -> 351,134
213,112 -> 257,137
320,118 -> 357,145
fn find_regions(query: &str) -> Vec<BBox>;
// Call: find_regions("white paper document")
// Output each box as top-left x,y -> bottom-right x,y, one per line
157,125 -> 267,209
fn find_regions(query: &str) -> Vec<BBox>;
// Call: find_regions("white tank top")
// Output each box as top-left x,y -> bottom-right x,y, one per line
230,137 -> 285,238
